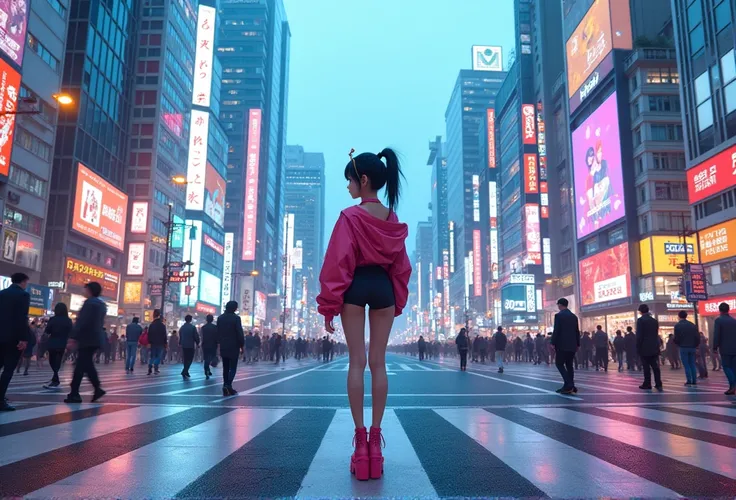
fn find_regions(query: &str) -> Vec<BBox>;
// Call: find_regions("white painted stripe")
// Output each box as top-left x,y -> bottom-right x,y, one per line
678,404 -> 736,417
522,407 -> 736,479
465,370 -> 582,400
207,393 -> 590,397
435,408 -> 678,498
160,371 -> 278,395
297,409 -> 436,498
211,364 -> 324,402
29,408 -> 291,499
0,405 -> 188,466
413,363 -> 434,371
398,364 -> 413,371
0,403 -> 100,424
603,406 -> 736,437
501,372 -> 636,394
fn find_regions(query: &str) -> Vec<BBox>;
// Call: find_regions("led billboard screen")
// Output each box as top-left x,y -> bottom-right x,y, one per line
579,242 -> 631,306
199,270 -> 221,306
0,0 -> 28,65
572,92 -> 624,239
72,163 -> 128,251
242,109 -> 262,261
687,144 -> 736,204
525,204 -> 542,265
699,219 -> 736,264
0,58 -> 20,177
487,109 -> 496,168
204,162 -> 226,227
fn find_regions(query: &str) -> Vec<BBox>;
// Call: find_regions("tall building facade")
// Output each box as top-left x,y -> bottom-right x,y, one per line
284,144 -> 325,335
671,0 -> 736,332
414,220 -> 433,337
218,0 -> 290,318
428,136 -> 450,336
42,0 -> 139,322
445,67 -> 506,323
0,0 -> 69,302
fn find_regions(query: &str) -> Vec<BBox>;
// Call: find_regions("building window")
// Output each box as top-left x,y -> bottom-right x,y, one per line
715,0 -> 732,32
8,164 -> 48,198
687,0 -> 705,56
654,211 -> 691,231
654,276 -> 681,296
638,185 -> 648,203
3,206 -> 43,236
654,181 -> 688,200
608,227 -> 625,245
648,95 -> 680,112
635,156 -> 644,174
639,277 -> 654,294
19,86 -> 56,125
26,33 -> 59,72
695,71 -> 713,131
46,0 -> 67,17
15,127 -> 52,161
722,50 -> 736,114
560,250 -> 573,274
633,126 -> 642,147
639,214 -> 649,234
585,239 -> 598,255
652,152 -> 686,170
646,68 -> 679,84
650,124 -> 683,141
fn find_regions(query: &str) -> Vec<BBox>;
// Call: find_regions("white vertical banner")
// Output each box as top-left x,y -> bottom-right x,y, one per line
221,232 -> 234,312
239,276 -> 254,315
192,5 -> 216,107
185,110 -> 210,210
417,260 -> 422,310
284,213 -> 295,310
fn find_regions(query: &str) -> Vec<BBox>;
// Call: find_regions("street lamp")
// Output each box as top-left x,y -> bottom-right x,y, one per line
172,175 -> 187,185
53,93 -> 74,106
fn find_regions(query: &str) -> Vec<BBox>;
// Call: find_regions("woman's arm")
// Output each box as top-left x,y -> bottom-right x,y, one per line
316,213 -> 357,323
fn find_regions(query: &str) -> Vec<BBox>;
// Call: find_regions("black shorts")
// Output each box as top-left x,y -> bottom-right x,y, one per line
343,265 -> 395,310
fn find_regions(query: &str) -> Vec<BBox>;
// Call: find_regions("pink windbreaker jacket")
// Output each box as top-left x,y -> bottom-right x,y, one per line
317,205 -> 412,323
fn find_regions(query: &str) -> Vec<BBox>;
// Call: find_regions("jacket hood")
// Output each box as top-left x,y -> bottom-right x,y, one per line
342,206 -> 409,264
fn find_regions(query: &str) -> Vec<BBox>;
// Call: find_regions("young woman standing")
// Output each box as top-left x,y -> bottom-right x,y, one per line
317,148 -> 411,481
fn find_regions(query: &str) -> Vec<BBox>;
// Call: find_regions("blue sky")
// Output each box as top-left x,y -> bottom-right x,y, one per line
283,0 -> 515,255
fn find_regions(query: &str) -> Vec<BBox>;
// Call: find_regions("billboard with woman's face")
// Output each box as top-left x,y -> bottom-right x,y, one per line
572,92 -> 625,240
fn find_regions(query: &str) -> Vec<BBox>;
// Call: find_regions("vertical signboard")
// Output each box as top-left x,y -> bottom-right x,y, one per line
130,202 -> 149,234
525,204 -> 542,265
524,154 -> 538,193
185,110 -> 210,210
473,230 -> 482,297
221,232 -> 234,311
442,249 -> 450,328
72,164 -> 129,251
192,5 -> 216,107
180,220 -> 203,306
126,243 -> 145,276
242,109 -> 262,261
487,108 -> 496,168
472,175 -> 480,222
543,237 -> 552,275
0,59 -> 20,177
489,181 -> 499,281
284,213 -> 295,308
448,220 -> 455,273
522,104 -> 536,145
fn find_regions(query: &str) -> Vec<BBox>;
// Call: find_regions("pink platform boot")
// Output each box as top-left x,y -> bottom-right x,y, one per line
369,426 -> 385,479
350,427 -> 369,480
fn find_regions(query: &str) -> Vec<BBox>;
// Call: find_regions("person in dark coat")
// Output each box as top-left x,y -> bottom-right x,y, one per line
624,326 -> 639,370
593,325 -> 609,372
674,310 -> 700,386
0,273 -> 32,411
178,315 -> 200,379
455,328 -> 469,371
43,303 -> 73,389
417,335 -> 426,361
613,331 -> 626,372
534,333 -> 546,365
636,303 -> 662,390
244,331 -> 255,362
494,327 -> 508,373
217,301 -> 244,395
125,317 -> 142,372
713,302 -> 736,395
580,332 -> 593,369
253,332 -> 261,362
550,297 -> 580,394
200,314 -> 218,378
147,309 -> 168,375
65,282 -> 107,403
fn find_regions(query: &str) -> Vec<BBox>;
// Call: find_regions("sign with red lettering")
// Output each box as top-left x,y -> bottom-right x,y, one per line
522,104 -> 536,145
579,242 -> 631,306
203,234 -> 224,255
473,230 -> 482,297
242,109 -> 262,261
699,296 -> 736,316
524,154 -> 538,193
687,144 -> 736,204
487,108 -> 496,168
192,5 -> 216,107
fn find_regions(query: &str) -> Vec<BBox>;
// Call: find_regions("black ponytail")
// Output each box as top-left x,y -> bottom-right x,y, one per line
378,148 -> 403,211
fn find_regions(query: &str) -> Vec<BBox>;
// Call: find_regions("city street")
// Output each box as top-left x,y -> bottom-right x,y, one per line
1,353 -> 735,498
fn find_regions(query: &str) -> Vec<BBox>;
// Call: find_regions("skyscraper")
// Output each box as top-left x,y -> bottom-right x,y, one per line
284,145 -> 325,313
42,0 -> 139,319
218,0 -> 290,311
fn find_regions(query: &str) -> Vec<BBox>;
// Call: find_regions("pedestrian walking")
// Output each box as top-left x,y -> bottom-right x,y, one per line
636,304 -> 662,390
147,309 -> 167,375
124,317 -> 142,372
550,297 -> 580,394
456,328 -> 469,371
674,310 -> 699,386
624,326 -> 639,370
418,335 -> 426,361
64,282 -> 106,403
0,273 -> 32,411
200,314 -> 218,379
316,148 -> 411,481
179,315 -> 200,379
613,331 -> 625,371
696,332 -> 709,379
494,326 -> 507,373
713,302 -> 736,395
217,301 -> 245,396
593,325 -> 609,372
43,303 -> 73,389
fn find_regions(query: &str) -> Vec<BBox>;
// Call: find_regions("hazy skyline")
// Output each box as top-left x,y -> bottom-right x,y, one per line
284,0 -> 515,256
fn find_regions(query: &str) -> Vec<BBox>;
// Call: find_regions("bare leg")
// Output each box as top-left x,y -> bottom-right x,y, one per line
368,306 -> 394,428
341,304 -> 367,429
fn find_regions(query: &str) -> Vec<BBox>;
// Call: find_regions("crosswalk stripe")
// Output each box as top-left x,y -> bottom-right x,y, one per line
297,409 -> 437,498
464,369 -> 582,400
435,408 -> 678,498
520,407 -> 736,482
655,404 -> 736,423
413,363 -> 434,371
29,409 -> 291,499
0,405 -> 188,467
395,408 -> 545,498
175,409 -> 334,498
0,407 -> 230,498
0,404 -> 132,438
398,363 -> 413,371
600,406 -> 736,440
0,403 -> 99,425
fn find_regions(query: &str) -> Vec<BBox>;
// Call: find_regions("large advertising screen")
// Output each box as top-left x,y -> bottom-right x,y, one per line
242,109 -> 262,261
0,59 -> 20,177
72,163 -> 128,251
126,242 -> 145,276
65,257 -> 120,300
687,144 -> 736,204
566,0 -> 632,99
579,242 -> 631,306
522,104 -> 536,145
204,162 -> 226,228
639,236 -> 699,274
699,219 -> 736,264
0,0 -> 28,65
192,5 -> 216,107
572,92 -> 624,240
221,233 -> 234,311
473,229 -> 482,297
502,285 -> 536,313
199,270 -> 221,306
487,109 -> 496,168
185,110 -> 210,211
525,204 -> 542,265
524,154 -> 538,193
472,175 -> 480,222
